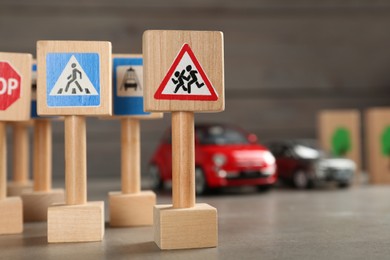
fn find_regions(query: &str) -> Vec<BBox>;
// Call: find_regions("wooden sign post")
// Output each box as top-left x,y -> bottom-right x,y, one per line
21,61 -> 65,222
143,30 -> 224,249
108,54 -> 162,227
365,108 -> 390,184
7,120 -> 33,196
37,41 -> 112,243
317,109 -> 361,184
0,52 -> 32,234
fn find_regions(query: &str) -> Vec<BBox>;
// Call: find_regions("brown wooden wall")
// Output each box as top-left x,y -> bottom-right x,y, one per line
2,1 -> 390,178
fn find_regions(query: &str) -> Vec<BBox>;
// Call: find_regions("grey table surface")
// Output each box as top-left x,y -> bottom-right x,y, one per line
1,179 -> 390,260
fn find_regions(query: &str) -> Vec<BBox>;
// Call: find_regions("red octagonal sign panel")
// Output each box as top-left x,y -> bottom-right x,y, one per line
0,61 -> 21,111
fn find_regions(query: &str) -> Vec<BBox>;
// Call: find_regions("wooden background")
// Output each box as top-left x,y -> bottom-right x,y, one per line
2,0 -> 390,179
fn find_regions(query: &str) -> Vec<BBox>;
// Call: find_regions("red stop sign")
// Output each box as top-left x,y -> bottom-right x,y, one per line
0,61 -> 21,111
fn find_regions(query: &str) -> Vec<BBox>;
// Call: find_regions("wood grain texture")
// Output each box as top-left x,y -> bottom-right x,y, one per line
33,119 -> 52,192
0,52 -> 32,121
121,118 -> 140,194
365,108 -> 390,184
154,203 -> 218,250
109,191 -> 156,227
12,123 -> 30,184
172,112 -> 195,208
21,189 -> 64,222
143,30 -> 224,112
65,116 -> 86,205
0,122 -> 5,200
47,202 -> 104,243
317,109 -> 361,183
0,197 -> 23,235
7,181 -> 33,197
37,40 -> 112,116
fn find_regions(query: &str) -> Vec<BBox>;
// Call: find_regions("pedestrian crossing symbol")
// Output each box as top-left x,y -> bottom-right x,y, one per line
46,53 -> 100,107
154,43 -> 218,101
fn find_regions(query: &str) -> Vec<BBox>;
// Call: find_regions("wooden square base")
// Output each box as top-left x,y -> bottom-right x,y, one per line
7,181 -> 33,196
109,190 -> 156,227
21,189 -> 65,222
48,201 -> 104,243
0,197 -> 23,235
154,203 -> 218,250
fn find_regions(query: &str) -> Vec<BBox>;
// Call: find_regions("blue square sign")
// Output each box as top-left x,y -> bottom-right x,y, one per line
113,57 -> 150,116
46,53 -> 100,107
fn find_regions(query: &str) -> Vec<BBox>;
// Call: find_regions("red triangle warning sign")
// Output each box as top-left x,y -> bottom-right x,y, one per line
154,44 -> 218,101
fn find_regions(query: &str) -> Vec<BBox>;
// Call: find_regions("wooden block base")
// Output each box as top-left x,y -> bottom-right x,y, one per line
21,189 -> 65,222
0,197 -> 23,235
7,181 -> 33,196
154,203 -> 218,250
48,201 -> 104,243
109,190 -> 156,227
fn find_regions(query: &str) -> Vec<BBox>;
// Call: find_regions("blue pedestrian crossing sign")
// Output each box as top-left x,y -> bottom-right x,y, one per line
46,53 -> 100,107
113,55 -> 150,116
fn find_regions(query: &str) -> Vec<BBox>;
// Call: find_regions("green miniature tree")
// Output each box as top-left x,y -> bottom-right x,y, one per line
381,126 -> 390,156
331,127 -> 352,157
380,126 -> 390,169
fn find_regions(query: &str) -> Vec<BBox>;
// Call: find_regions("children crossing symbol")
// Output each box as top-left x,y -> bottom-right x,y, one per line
154,44 -> 218,101
49,55 -> 98,96
172,65 -> 204,94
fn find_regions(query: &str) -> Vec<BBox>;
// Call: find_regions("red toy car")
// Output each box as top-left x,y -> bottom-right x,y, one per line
148,124 -> 277,194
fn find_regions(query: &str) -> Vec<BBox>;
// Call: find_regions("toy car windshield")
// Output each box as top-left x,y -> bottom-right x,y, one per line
196,126 -> 249,145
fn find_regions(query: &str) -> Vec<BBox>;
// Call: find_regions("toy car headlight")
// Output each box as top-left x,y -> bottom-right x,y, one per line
213,154 -> 227,167
263,151 -> 276,165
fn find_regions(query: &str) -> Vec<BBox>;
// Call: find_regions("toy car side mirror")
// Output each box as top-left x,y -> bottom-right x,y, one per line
248,133 -> 258,144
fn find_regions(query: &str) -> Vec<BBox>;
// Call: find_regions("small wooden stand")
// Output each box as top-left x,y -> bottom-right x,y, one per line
108,53 -> 161,227
109,118 -> 156,227
317,110 -> 361,184
0,122 -> 23,235
21,119 -> 64,222
7,122 -> 33,196
48,116 -> 104,243
37,40 -> 111,243
365,108 -> 390,184
143,30 -> 224,250
0,52 -> 32,235
154,112 -> 217,249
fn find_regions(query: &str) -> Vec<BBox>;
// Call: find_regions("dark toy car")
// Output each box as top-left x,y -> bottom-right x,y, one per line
148,124 -> 277,194
266,140 -> 355,189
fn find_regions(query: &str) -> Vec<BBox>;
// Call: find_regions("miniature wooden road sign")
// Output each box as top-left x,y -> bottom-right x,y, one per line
144,31 -> 224,112
8,62 -> 37,196
108,54 -> 162,227
21,61 -> 64,222
143,30 -> 224,249
317,109 -> 361,184
37,41 -> 111,242
0,52 -> 32,235
365,108 -> 390,184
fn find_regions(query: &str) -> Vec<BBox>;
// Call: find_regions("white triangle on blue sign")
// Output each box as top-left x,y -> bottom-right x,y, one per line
49,55 -> 98,96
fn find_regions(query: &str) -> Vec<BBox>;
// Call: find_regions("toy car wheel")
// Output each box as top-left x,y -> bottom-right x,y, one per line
195,167 -> 209,195
149,164 -> 163,190
293,170 -> 309,189
338,182 -> 350,188
257,184 -> 273,193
